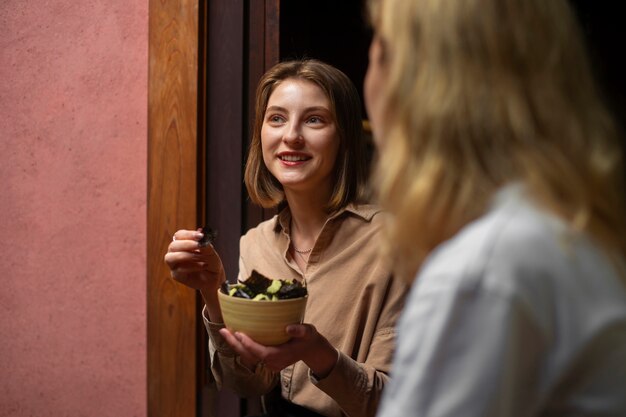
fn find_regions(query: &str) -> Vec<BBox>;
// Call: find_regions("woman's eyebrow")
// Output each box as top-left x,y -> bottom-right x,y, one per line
266,105 -> 330,113
265,105 -> 287,113
303,106 -> 331,113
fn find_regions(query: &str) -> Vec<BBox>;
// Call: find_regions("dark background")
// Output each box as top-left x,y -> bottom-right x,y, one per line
279,0 -> 626,137
280,0 -> 372,117
571,0 -> 626,135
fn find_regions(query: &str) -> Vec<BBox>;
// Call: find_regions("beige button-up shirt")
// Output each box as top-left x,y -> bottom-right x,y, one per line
204,203 -> 408,417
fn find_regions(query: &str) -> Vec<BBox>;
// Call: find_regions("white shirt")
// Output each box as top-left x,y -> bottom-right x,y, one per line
377,184 -> 626,417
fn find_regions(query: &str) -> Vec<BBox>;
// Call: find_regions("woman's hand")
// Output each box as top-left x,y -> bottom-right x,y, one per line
164,229 -> 226,321
219,324 -> 338,378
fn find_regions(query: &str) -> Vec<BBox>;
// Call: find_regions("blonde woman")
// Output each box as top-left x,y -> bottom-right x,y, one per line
364,0 -> 626,416
166,60 -> 406,417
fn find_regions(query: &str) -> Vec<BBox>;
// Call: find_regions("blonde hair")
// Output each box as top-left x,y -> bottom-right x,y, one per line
244,60 -> 368,211
369,0 -> 626,281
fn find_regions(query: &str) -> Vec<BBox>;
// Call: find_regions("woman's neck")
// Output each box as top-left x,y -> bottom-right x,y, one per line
284,189 -> 331,249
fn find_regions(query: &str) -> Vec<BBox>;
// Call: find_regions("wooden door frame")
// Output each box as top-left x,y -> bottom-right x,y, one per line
147,0 -> 201,415
147,1 -> 279,416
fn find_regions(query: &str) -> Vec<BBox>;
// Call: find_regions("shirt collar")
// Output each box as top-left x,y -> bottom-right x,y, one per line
273,203 -> 380,233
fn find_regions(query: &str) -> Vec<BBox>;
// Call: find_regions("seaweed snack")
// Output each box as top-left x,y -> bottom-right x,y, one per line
221,270 -> 307,301
198,226 -> 218,248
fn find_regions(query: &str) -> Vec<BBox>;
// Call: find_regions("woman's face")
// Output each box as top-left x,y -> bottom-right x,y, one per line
364,35 -> 388,147
261,78 -> 340,196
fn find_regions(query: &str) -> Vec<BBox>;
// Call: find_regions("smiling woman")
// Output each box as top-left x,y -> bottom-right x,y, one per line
246,60 -> 368,213
260,78 -> 340,201
164,59 -> 408,417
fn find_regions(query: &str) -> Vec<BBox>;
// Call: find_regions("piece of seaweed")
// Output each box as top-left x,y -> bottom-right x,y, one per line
198,226 -> 218,248
277,282 -> 307,299
243,270 -> 273,294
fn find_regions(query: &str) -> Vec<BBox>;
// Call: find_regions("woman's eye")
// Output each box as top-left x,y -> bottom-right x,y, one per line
307,116 -> 322,124
268,115 -> 284,123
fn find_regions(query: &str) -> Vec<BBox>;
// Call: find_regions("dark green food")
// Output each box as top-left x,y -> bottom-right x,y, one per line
221,270 -> 307,301
198,226 -> 218,248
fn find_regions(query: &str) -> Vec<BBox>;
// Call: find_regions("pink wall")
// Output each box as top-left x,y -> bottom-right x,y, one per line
0,1 -> 148,416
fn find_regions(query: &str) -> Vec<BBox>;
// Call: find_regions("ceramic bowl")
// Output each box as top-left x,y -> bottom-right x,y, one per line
217,289 -> 308,345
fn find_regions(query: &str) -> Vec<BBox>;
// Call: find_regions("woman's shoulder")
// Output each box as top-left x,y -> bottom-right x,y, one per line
420,187 -> 622,300
422,192 -> 565,278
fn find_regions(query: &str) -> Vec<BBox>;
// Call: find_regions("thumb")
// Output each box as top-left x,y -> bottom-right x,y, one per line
286,323 -> 313,338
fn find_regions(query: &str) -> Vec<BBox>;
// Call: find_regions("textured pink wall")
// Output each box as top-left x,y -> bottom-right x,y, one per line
0,1 -> 148,416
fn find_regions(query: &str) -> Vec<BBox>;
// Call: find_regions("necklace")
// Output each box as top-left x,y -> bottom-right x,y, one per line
293,245 -> 310,267
289,220 -> 313,261
292,245 -> 313,254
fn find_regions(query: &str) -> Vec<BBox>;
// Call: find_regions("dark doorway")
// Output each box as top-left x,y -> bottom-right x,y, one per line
200,1 -> 373,416
280,0 -> 372,116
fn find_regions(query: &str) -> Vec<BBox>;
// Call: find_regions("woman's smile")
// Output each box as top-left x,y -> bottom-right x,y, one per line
278,151 -> 312,165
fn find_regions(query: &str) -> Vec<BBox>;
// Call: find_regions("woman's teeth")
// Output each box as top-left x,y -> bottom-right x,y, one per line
280,155 -> 308,162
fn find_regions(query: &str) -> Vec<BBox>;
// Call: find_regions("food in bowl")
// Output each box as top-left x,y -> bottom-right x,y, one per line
198,225 -> 218,248
217,270 -> 308,345
220,270 -> 307,300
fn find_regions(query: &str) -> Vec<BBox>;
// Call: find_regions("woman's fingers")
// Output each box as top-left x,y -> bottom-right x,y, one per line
222,329 -> 316,372
232,332 -> 296,372
285,324 -> 313,338
164,254 -> 201,278
233,332 -> 266,355
164,250 -> 206,266
170,265 -> 208,278
167,241 -> 198,253
219,329 -> 261,369
165,236 -> 220,271
165,248 -> 223,288
172,229 -> 204,243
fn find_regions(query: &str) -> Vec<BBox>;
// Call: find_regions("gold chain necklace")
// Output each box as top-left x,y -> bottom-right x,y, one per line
292,245 -> 313,254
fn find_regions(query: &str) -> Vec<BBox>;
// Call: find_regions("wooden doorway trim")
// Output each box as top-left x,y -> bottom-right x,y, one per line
147,0 -> 281,415
147,0 -> 201,416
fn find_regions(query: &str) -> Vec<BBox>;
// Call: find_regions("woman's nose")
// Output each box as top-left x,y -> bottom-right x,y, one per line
282,123 -> 304,145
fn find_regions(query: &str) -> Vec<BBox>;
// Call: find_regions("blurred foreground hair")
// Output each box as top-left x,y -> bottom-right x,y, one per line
369,0 -> 626,281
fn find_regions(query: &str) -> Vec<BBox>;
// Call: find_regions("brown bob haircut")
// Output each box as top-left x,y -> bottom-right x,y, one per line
244,59 -> 368,212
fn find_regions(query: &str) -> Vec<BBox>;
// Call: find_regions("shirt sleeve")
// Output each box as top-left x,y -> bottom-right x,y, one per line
312,273 -> 407,417
203,306 -> 279,397
377,273 -> 547,417
312,329 -> 395,417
